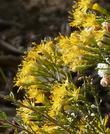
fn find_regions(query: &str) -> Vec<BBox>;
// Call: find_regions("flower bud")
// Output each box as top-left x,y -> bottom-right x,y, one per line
102,22 -> 110,32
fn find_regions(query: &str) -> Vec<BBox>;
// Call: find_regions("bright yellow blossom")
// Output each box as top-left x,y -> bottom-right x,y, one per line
49,83 -> 67,117
17,100 -> 33,124
42,124 -> 58,134
69,0 -> 104,28
27,85 -> 45,103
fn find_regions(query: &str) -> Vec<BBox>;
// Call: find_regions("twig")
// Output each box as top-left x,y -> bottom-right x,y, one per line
0,39 -> 23,55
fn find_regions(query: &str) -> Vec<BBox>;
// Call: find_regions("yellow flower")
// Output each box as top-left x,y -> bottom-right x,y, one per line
68,88 -> 80,102
15,60 -> 38,88
15,75 -> 37,89
80,29 -> 95,45
84,14 -> 98,27
28,122 -> 41,133
27,85 -> 45,103
43,124 -> 58,134
17,100 -> 33,124
58,34 -> 86,71
69,0 -> 103,28
49,83 -> 67,117
78,0 -> 92,11
70,9 -> 85,27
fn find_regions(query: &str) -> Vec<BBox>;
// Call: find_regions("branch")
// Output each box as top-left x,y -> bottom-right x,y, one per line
0,39 -> 23,55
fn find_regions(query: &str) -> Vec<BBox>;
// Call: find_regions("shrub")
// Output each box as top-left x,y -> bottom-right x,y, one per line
2,0 -> 110,133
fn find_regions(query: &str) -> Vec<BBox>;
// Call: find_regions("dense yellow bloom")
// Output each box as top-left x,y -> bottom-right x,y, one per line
58,25 -> 106,71
17,100 -> 43,133
49,80 -> 80,117
80,28 -> 105,45
69,0 -> 105,28
68,87 -> 80,102
28,122 -> 41,133
42,124 -> 58,134
70,10 -> 98,28
16,75 -> 37,88
17,100 -> 33,124
15,39 -> 66,90
58,34 -> 84,71
83,14 -> 97,27
49,83 -> 67,117
27,85 -> 45,103
15,0 -> 110,133
58,35 -> 84,71
15,60 -> 37,88
77,0 -> 92,11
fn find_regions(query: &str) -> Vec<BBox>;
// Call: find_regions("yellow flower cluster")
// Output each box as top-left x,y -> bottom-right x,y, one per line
69,0 -> 98,28
49,83 -> 67,117
17,100 -> 33,125
27,85 -> 45,103
17,100 -> 41,133
15,0 -> 110,133
58,27 -> 105,71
